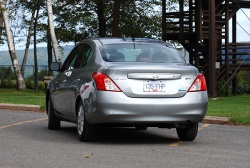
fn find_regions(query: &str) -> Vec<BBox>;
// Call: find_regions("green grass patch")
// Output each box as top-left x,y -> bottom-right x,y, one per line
207,94 -> 250,125
0,88 -> 46,110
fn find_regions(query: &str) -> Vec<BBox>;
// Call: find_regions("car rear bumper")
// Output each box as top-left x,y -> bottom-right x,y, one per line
86,91 -> 208,124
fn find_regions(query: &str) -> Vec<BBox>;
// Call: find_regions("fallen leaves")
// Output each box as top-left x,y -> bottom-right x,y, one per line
83,153 -> 94,159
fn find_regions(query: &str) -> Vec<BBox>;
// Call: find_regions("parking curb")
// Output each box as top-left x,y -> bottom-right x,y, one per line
0,103 -> 42,112
203,116 -> 230,124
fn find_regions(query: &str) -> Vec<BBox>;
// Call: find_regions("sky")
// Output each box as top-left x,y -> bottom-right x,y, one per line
229,9 -> 250,42
0,9 -> 250,51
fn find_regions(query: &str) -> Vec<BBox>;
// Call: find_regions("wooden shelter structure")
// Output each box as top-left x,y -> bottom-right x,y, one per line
162,0 -> 250,97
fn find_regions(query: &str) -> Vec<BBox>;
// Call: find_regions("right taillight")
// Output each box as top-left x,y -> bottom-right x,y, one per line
188,74 -> 207,92
92,72 -> 121,92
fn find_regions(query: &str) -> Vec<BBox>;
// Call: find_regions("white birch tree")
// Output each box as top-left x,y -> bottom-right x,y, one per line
21,7 -> 36,76
0,0 -> 26,90
47,0 -> 61,63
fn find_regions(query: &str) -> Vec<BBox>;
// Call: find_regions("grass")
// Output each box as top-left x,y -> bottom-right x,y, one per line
207,94 -> 250,125
0,88 -> 46,111
0,89 -> 249,125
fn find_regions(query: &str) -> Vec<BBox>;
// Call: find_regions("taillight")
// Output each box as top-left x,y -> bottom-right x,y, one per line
188,74 -> 207,92
92,72 -> 121,92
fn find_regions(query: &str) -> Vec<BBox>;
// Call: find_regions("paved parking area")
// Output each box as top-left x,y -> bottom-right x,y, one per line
0,109 -> 249,168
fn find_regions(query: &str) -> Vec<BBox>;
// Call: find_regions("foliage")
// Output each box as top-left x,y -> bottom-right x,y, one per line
217,71 -> 250,96
2,0 -> 249,92
0,66 -> 12,79
0,79 -> 16,88
3,0 -> 45,46
25,69 -> 48,90
25,69 -> 48,81
1,0 -> 181,47
0,79 -> 45,90
237,71 -> 250,94
0,68 -> 48,90
217,80 -> 229,97
0,66 -> 17,88
118,1 -> 162,38
51,0 -> 163,40
25,79 -> 45,90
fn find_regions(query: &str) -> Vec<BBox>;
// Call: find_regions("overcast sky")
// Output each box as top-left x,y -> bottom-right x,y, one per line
229,9 -> 250,42
1,9 -> 250,51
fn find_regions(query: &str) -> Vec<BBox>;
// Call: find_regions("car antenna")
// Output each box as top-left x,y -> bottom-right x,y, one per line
132,37 -> 135,49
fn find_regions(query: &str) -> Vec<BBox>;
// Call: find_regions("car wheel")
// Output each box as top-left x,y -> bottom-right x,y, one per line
176,122 -> 198,141
77,100 -> 97,142
47,96 -> 60,130
135,126 -> 148,130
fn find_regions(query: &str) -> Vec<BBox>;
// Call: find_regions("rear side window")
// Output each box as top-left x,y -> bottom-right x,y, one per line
100,43 -> 184,63
61,45 -> 84,71
61,43 -> 94,71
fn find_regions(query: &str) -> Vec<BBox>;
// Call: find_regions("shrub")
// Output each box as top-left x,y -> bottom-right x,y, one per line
25,79 -> 34,90
25,79 -> 46,91
0,79 -> 16,89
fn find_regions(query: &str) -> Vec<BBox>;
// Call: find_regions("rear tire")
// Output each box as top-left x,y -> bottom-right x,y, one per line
77,100 -> 97,142
176,122 -> 198,141
47,96 -> 60,130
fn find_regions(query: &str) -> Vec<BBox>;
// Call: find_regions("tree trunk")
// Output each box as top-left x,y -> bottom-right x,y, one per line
33,0 -> 40,91
112,0 -> 120,37
0,10 -> 3,37
47,21 -> 53,76
47,0 -> 61,63
162,0 -> 166,41
21,7 -> 36,77
96,0 -> 106,37
0,0 -> 26,90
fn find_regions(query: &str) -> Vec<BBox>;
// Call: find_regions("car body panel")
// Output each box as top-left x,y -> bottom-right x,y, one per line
50,68 -> 80,118
85,91 -> 208,124
47,38 -> 208,128
104,62 -> 198,98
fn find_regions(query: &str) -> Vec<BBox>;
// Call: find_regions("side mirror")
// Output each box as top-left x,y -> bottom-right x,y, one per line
50,62 -> 60,71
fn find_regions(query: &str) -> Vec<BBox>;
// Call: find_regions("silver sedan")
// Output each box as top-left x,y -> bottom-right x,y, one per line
46,38 -> 208,142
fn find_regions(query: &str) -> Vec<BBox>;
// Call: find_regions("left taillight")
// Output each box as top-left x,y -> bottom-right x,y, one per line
188,74 -> 207,92
92,72 -> 121,92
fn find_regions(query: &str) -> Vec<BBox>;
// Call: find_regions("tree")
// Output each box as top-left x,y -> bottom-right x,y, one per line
0,10 -> 3,40
47,22 -> 53,76
52,1 -> 91,43
21,2 -> 36,77
112,0 -> 120,37
33,0 -> 41,91
0,0 -> 26,90
0,66 -> 12,80
38,0 -> 178,44
1,0 -> 180,70
47,0 -> 61,63
96,0 -> 106,37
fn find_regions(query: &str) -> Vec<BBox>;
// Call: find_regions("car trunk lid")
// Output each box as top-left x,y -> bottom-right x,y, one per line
103,62 -> 198,98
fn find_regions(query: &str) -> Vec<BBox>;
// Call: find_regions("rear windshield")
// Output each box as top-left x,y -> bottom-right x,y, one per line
100,43 -> 184,63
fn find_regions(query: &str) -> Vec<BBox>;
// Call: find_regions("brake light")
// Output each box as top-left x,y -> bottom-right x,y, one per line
92,72 -> 121,92
188,74 -> 207,92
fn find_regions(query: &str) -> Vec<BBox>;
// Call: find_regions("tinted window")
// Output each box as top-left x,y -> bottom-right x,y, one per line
81,44 -> 94,66
61,43 -> 94,71
100,43 -> 184,63
61,45 -> 84,71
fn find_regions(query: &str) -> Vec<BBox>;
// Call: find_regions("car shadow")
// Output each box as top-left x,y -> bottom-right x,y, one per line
93,127 -> 179,145
41,124 -> 179,144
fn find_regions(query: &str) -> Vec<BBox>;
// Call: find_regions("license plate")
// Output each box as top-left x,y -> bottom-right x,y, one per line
144,81 -> 166,92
